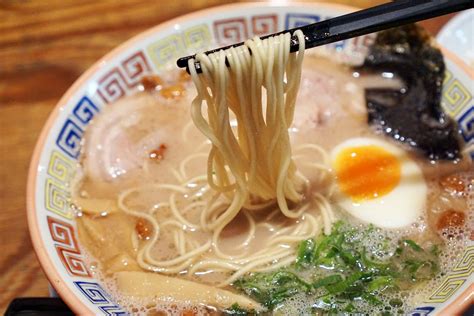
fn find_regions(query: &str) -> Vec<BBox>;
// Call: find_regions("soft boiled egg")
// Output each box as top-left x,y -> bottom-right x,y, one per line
330,137 -> 427,228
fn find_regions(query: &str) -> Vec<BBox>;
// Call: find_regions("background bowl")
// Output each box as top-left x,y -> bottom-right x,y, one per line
27,2 -> 474,315
437,9 -> 474,67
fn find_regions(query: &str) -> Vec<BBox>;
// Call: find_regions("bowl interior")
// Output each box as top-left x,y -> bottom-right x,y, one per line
27,2 -> 474,315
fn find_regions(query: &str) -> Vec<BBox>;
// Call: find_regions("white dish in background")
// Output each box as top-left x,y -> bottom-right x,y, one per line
437,9 -> 474,67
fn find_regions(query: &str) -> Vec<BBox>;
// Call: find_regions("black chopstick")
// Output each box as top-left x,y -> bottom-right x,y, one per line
177,0 -> 472,72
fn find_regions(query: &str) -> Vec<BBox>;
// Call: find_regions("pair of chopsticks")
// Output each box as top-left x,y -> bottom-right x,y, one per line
177,0 -> 472,72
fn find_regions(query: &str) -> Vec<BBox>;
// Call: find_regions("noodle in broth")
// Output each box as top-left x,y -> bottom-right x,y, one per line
111,30 -> 337,287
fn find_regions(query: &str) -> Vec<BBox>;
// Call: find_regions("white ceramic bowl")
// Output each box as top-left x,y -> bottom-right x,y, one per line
27,3 -> 474,315
438,9 -> 474,67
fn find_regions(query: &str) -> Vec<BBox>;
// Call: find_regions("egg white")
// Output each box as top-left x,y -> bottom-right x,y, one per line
330,137 -> 427,229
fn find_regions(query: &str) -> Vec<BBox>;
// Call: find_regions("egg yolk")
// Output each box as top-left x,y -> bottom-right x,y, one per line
334,145 -> 401,202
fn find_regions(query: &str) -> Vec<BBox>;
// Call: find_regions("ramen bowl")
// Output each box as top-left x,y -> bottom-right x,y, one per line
27,2 -> 473,315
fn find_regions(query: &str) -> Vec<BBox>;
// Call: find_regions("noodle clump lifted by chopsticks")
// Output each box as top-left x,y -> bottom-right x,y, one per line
117,30 -> 335,286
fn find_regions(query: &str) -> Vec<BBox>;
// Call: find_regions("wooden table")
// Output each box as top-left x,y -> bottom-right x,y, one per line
0,0 -> 456,313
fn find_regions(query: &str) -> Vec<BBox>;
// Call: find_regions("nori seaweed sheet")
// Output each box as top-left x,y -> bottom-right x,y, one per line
359,24 -> 463,161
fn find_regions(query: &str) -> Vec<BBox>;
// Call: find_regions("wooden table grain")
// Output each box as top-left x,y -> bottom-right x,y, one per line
0,0 -> 455,313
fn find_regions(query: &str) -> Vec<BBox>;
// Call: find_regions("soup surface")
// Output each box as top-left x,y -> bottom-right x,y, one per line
73,54 -> 472,315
